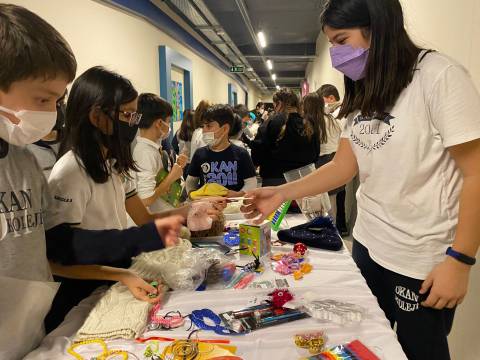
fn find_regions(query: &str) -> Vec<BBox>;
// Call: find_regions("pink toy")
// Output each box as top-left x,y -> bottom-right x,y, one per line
187,201 -> 213,231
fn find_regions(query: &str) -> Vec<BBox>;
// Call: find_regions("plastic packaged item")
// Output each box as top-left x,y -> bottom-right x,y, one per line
302,340 -> 380,360
303,299 -> 365,325
136,241 -> 234,291
283,164 -> 331,219
191,212 -> 226,238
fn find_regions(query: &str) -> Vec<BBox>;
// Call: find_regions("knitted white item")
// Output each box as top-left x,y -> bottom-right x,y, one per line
76,240 -> 192,341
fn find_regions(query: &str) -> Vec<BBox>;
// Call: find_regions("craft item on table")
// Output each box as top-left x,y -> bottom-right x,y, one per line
187,201 -> 214,231
147,308 -> 185,331
248,280 -> 274,289
225,271 -> 252,289
301,340 -> 380,360
237,251 -> 262,272
293,242 -> 308,256
277,216 -> 343,251
153,331 -> 240,360
219,303 -> 308,334
303,299 -> 365,325
191,240 -> 232,255
267,200 -> 292,231
268,289 -> 294,309
189,309 -> 238,335
294,331 -> 328,355
76,241 -> 233,340
222,263 -> 236,282
67,338 -> 140,360
271,251 -> 312,280
190,183 -> 229,200
239,221 -> 271,258
191,212 -> 226,238
148,281 -> 161,299
224,228 -> 240,246
233,272 -> 255,289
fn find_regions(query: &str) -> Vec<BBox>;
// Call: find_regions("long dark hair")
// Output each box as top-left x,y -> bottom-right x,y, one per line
321,0 -> 421,118
178,109 -> 195,141
60,66 -> 138,183
193,100 -> 210,129
303,92 -> 338,144
274,88 -> 302,142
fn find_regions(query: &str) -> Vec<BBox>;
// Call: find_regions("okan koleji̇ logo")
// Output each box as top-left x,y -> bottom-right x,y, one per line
350,112 -> 396,152
201,162 -> 210,174
395,285 -> 420,312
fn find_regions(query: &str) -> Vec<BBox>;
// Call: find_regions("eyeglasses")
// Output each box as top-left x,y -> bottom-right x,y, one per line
119,110 -> 142,127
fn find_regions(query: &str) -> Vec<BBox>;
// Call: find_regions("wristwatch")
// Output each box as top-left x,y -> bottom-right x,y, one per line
446,247 -> 476,266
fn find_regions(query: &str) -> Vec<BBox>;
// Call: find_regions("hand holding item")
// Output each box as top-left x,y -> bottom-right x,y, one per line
154,215 -> 184,247
176,153 -> 188,168
241,187 -> 285,224
119,271 -> 162,304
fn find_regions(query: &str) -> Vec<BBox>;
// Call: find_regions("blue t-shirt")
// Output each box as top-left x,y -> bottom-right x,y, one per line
188,143 -> 255,192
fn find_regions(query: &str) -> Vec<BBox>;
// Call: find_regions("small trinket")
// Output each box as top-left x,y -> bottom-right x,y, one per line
293,270 -> 303,280
268,288 -> 294,309
293,242 -> 308,255
294,331 -> 327,354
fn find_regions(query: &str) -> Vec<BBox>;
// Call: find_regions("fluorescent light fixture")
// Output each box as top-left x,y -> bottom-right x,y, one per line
271,73 -> 277,81
257,31 -> 267,48
266,59 -> 273,70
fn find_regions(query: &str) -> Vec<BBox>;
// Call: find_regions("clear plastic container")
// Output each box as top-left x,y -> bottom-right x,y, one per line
283,164 -> 331,220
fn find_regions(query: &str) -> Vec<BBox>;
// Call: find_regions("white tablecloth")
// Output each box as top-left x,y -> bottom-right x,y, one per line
25,215 -> 407,360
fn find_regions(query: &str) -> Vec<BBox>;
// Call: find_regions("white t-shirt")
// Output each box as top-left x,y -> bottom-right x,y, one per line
189,128 -> 205,161
342,52 -> 480,279
27,142 -> 59,179
320,116 -> 344,156
132,136 -> 173,213
46,150 -> 136,231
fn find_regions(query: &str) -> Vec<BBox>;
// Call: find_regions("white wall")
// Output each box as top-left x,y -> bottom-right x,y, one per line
306,1 -> 480,359
8,0 -> 262,109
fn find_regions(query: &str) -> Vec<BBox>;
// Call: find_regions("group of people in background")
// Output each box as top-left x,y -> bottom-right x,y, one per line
2,0 -> 480,359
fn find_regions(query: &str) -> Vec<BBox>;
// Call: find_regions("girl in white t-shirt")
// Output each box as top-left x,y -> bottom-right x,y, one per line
189,100 -> 210,161
242,0 -> 480,358
46,67 -> 183,329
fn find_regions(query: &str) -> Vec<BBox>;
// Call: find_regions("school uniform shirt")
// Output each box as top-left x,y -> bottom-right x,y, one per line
132,136 -> 173,213
46,150 -> 137,231
188,143 -> 256,192
189,127 -> 206,161
0,142 -> 59,360
342,51 -> 480,279
27,141 -> 59,179
320,116 -> 344,156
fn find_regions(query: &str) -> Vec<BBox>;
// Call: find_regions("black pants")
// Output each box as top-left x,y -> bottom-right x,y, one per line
352,240 -> 455,360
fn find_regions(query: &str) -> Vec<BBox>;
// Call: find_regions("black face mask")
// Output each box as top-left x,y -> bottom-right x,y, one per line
116,120 -> 138,144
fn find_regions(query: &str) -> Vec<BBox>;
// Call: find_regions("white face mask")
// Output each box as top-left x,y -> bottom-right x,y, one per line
202,131 -> 216,146
0,105 -> 57,146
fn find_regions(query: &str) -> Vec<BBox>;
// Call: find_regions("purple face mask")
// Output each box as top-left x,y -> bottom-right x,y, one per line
330,44 -> 369,81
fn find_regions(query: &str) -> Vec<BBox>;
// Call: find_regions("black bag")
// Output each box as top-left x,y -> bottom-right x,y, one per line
277,216 -> 343,251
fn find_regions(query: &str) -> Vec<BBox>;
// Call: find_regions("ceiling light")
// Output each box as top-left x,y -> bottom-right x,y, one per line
271,73 -> 276,81
276,85 -> 281,90
266,59 -> 273,70
257,31 -> 267,48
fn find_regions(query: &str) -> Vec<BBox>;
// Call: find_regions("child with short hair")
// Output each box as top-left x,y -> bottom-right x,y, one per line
133,93 -> 187,212
0,4 -> 76,358
186,104 -> 256,197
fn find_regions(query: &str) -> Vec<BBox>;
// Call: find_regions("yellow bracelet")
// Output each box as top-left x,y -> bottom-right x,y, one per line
67,339 -> 108,360
98,350 -> 128,360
